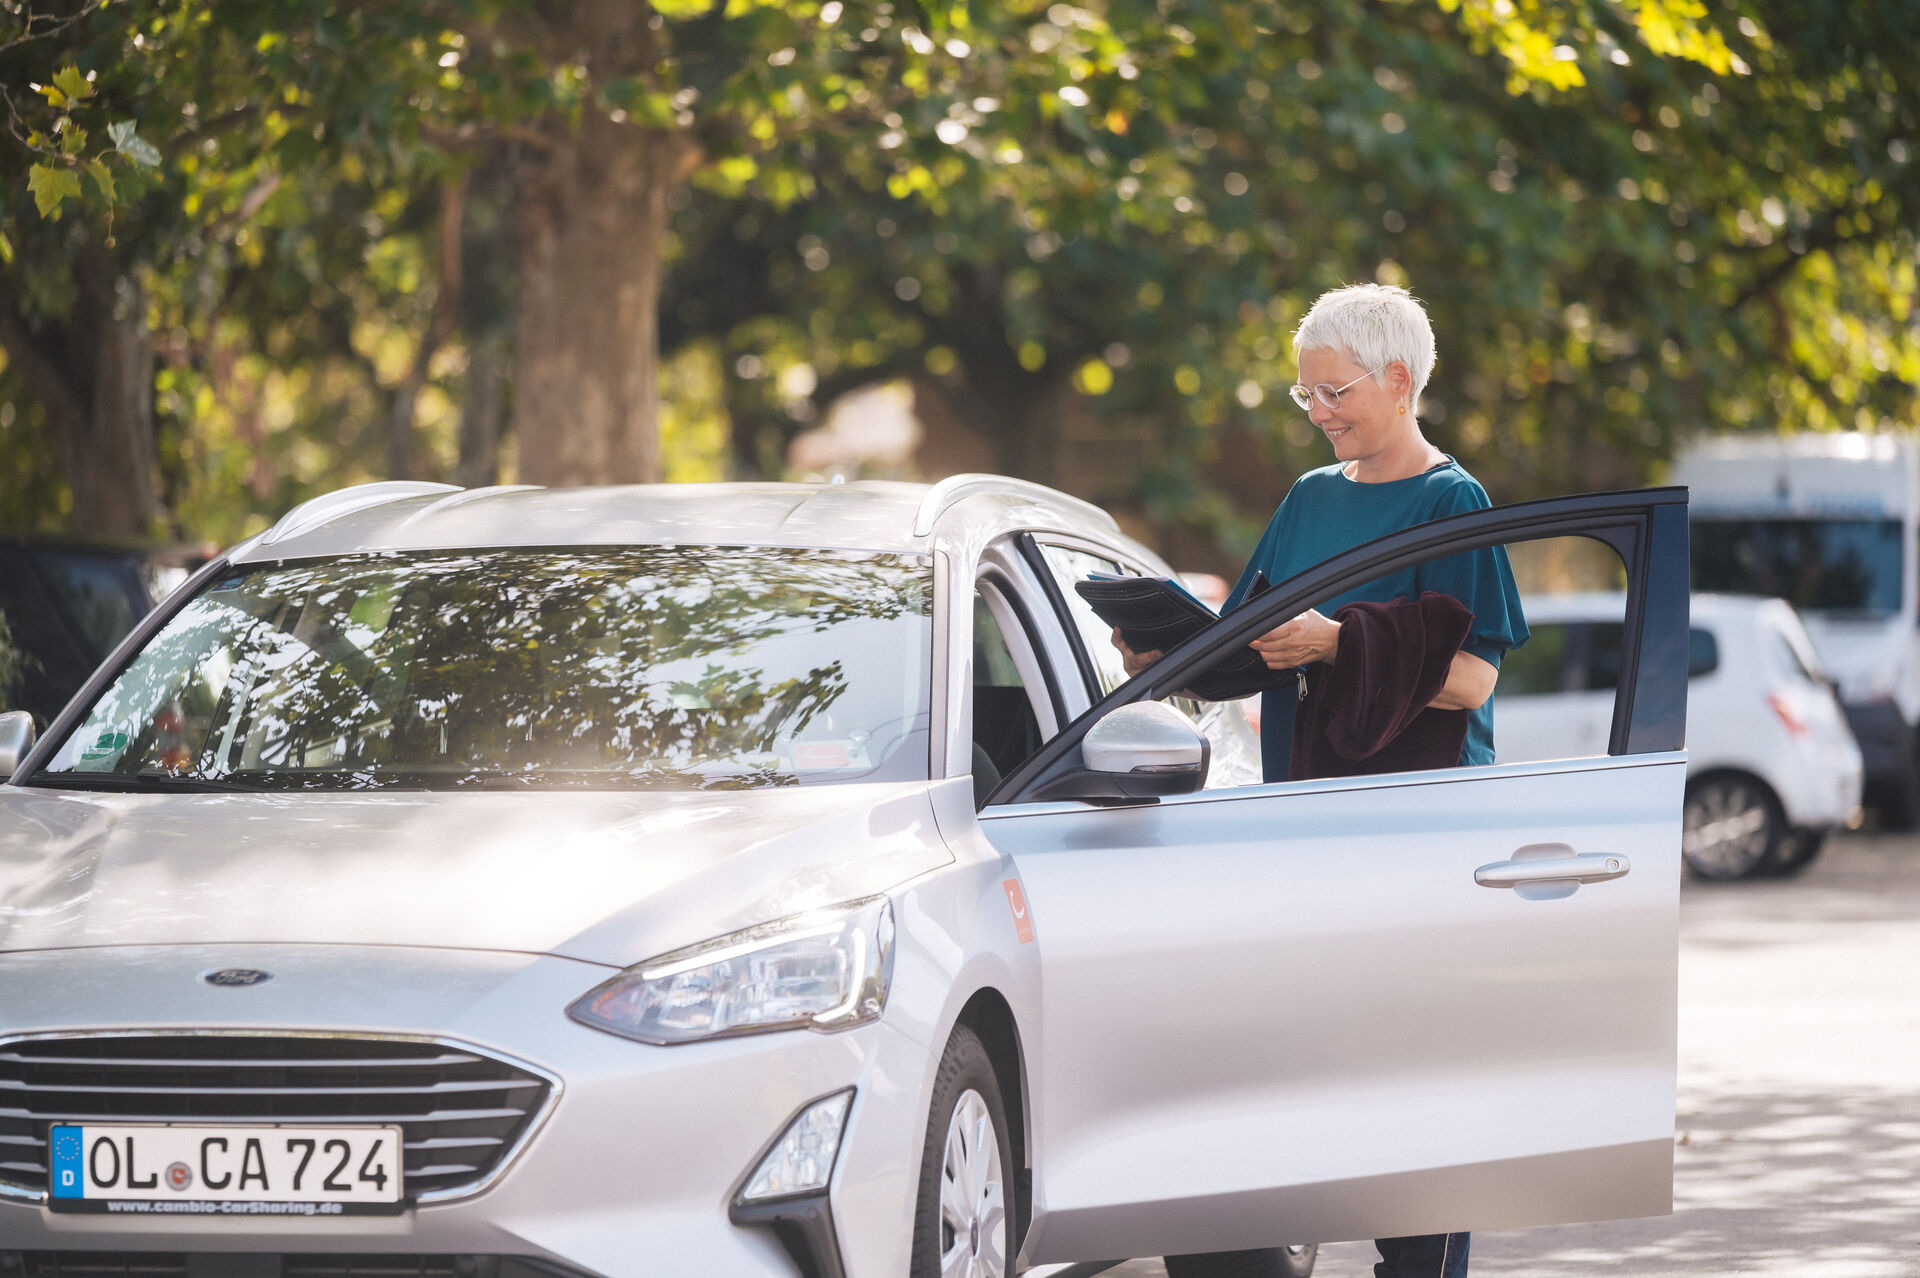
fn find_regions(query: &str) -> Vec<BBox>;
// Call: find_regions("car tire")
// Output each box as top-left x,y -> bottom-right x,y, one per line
911,1025 -> 1015,1278
1766,826 -> 1828,877
1165,1245 -> 1319,1278
1682,772 -> 1782,880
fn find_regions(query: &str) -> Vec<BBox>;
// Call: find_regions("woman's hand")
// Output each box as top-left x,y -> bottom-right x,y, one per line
1247,609 -> 1341,668
1111,627 -> 1163,678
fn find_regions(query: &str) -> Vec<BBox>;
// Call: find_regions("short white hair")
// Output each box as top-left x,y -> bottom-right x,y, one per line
1293,283 -> 1436,413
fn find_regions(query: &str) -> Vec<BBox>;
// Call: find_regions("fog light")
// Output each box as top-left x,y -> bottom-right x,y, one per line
738,1089 -> 853,1202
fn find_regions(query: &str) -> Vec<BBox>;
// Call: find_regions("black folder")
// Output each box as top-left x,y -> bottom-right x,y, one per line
1072,572 -> 1292,701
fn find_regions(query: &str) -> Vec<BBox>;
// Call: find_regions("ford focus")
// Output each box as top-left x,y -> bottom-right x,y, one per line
0,476 -> 1690,1278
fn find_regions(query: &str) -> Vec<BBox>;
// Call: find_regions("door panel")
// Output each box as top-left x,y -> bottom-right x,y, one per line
995,756 -> 1682,1260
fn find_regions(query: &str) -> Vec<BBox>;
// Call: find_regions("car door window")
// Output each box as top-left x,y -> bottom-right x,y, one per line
1030,539 -> 1260,786
1115,530 -> 1651,781
970,583 -> 1057,801
1688,627 -> 1720,679
1031,542 -> 1132,697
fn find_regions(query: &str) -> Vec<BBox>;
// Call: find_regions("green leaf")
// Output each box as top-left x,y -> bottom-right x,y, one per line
85,158 -> 117,203
52,66 -> 94,104
108,120 -> 161,168
27,163 -> 83,219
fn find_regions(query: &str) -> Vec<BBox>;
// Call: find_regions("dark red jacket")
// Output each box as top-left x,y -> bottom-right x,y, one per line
1289,592 -> 1475,781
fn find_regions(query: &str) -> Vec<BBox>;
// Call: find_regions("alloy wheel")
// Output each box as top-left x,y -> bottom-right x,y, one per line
939,1088 -> 1007,1278
1683,775 -> 1777,879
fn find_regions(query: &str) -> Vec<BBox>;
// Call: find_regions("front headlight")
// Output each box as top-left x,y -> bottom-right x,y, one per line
567,895 -> 895,1045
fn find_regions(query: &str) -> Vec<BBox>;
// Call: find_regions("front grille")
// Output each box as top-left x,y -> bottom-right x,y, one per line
0,1035 -> 554,1202
4,1256 -> 589,1278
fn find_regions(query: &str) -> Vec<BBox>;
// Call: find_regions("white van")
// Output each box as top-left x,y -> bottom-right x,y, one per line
1672,433 -> 1920,823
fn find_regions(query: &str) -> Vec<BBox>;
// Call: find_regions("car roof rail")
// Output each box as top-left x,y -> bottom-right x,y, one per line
257,481 -> 463,548
911,473 -> 1118,538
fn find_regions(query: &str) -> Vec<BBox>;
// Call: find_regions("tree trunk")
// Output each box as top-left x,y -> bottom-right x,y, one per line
456,146 -> 516,488
78,278 -> 159,538
458,331 -> 509,487
916,263 -> 1086,490
512,104 -> 693,487
0,246 -> 160,540
383,172 -> 469,482
912,370 -> 1072,490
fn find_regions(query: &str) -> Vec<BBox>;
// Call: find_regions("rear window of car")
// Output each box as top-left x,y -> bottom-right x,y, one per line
36,547 -> 933,791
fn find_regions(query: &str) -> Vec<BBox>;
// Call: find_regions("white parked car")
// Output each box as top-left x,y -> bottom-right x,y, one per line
0,478 -> 1691,1278
1498,592 -> 1862,880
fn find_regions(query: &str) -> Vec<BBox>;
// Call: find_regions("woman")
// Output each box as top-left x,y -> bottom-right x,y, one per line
1125,281 -> 1525,785
1125,283 -> 1526,1278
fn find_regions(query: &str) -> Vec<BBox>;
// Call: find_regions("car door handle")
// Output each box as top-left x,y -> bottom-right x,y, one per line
1475,851 -> 1630,888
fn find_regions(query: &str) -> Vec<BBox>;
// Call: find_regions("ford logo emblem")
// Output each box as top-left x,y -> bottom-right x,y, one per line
201,968 -> 273,988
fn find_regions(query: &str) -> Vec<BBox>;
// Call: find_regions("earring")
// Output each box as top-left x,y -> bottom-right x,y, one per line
1397,402 -> 1407,415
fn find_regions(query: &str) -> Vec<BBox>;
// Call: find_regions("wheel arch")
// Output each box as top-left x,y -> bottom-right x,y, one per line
1686,764 -> 1782,810
953,985 -> 1033,1250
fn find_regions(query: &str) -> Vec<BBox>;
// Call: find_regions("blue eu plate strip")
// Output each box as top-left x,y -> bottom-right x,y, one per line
50,1125 -> 85,1198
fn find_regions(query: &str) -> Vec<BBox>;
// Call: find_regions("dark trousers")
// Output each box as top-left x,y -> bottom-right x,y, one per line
1375,1232 -> 1469,1278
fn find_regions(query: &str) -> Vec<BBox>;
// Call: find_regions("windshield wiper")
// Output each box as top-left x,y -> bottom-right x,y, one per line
27,769 -> 265,794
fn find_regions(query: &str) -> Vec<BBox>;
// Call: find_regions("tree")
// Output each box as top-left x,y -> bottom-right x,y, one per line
1,0 -> 450,536
16,0 -> 1881,560
657,0 -> 1920,564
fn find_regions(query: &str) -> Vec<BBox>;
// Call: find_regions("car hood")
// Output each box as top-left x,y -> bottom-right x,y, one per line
0,782 -> 953,967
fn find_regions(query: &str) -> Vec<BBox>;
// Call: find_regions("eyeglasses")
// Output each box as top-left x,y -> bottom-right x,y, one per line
1288,367 -> 1386,412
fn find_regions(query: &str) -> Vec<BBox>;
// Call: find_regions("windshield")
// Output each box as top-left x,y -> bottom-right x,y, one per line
37,547 -> 932,791
1691,517 -> 1904,618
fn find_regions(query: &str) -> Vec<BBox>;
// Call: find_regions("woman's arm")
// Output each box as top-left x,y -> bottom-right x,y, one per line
1429,650 -> 1497,710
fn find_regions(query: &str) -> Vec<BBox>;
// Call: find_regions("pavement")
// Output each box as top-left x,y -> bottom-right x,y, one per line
1100,829 -> 1920,1278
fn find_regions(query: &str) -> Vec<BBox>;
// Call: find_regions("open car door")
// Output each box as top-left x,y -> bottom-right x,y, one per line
981,489 -> 1688,1264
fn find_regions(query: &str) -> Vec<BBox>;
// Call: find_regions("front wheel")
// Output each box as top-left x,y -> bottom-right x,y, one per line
1682,773 -> 1782,880
911,1025 -> 1014,1278
1166,1245 -> 1318,1278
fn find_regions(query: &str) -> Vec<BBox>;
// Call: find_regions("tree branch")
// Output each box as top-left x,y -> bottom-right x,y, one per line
1726,212 -> 1881,313
0,0 -> 105,56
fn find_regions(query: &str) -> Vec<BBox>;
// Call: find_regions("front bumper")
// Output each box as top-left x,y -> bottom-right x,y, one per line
0,944 -> 932,1278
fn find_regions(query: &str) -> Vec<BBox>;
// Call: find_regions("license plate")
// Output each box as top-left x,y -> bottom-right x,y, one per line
47,1124 -> 404,1215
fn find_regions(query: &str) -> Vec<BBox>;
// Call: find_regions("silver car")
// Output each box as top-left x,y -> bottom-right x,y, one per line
0,476 -> 1690,1278
1497,591 -> 1863,880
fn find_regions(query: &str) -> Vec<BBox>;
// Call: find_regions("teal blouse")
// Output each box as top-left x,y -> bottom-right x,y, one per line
1224,459 -> 1529,782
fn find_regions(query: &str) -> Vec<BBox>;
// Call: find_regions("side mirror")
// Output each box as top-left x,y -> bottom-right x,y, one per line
1030,701 -> 1211,803
0,710 -> 35,778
